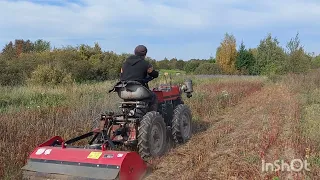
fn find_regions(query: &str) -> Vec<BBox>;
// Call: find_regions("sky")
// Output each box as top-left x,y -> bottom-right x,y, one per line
0,0 -> 320,60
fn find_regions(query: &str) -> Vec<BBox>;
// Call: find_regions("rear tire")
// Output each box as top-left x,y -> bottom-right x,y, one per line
138,111 -> 167,160
172,104 -> 192,144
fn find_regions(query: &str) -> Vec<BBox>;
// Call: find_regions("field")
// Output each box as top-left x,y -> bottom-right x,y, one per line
1,71 -> 320,180
159,69 -> 186,76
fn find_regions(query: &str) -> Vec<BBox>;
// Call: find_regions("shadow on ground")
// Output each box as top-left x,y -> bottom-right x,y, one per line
191,120 -> 211,135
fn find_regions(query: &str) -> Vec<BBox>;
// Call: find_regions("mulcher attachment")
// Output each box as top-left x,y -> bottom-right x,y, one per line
22,136 -> 147,180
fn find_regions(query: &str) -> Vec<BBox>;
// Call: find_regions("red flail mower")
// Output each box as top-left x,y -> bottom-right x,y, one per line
22,79 -> 193,180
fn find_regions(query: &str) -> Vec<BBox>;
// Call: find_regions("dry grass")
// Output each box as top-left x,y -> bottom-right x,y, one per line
0,75 -> 265,180
280,69 -> 320,179
145,69 -> 320,180
2,67 -> 320,180
146,81 -> 304,180
0,81 -> 121,179
145,78 -> 266,179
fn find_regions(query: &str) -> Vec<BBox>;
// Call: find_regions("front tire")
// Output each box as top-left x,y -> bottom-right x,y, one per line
172,104 -> 192,144
138,111 -> 167,160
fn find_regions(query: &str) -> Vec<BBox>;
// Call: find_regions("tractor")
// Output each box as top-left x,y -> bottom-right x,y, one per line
99,78 -> 193,159
21,78 -> 193,180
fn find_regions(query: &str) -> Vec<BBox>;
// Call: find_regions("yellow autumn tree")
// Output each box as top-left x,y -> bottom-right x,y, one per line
216,33 -> 237,74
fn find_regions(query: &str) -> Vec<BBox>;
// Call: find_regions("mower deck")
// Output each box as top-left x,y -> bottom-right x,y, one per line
21,139 -> 147,180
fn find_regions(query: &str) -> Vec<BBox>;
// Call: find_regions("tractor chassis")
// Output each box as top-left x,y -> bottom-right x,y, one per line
46,96 -> 186,153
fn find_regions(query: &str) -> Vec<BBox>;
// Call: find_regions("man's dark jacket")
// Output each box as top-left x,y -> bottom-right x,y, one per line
120,55 -> 159,87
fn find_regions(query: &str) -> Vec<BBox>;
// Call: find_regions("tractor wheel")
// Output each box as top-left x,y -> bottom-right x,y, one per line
138,111 -> 167,160
172,104 -> 192,144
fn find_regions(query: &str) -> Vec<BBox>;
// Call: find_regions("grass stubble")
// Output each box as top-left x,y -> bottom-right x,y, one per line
1,71 -> 320,180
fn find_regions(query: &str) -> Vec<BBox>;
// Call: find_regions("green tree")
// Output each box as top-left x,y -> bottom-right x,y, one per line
283,32 -> 311,73
175,60 -> 185,70
253,33 -> 286,75
249,48 -> 258,61
157,58 -> 170,69
22,40 -> 34,53
169,58 -> 178,69
145,57 -> 159,70
79,44 -> 96,60
194,63 -> 222,74
311,54 -> 320,68
235,41 -> 256,75
184,60 -> 200,73
33,39 -> 51,52
208,56 -> 216,63
93,42 -> 102,54
1,41 -> 16,60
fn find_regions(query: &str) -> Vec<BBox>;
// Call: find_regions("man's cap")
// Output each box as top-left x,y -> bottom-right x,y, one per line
134,45 -> 147,56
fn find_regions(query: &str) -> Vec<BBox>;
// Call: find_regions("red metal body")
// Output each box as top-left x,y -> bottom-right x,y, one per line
153,85 -> 181,103
22,136 -> 147,180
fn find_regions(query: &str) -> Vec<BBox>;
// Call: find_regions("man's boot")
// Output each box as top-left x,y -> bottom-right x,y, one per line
149,93 -> 158,112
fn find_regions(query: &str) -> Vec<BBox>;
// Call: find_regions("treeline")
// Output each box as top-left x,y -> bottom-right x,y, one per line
0,33 -> 320,86
157,33 -> 320,76
0,40 -> 157,86
213,32 -> 320,76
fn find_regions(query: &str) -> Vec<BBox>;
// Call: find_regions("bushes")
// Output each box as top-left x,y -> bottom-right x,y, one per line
28,64 -> 73,86
0,58 -> 27,86
0,34 -> 319,87
0,42 -> 131,86
194,63 -> 222,75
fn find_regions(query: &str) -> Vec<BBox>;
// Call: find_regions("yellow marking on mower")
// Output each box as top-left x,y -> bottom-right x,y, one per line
87,152 -> 102,159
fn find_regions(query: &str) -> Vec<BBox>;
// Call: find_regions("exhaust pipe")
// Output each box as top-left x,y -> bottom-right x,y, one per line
184,79 -> 193,93
181,79 -> 193,98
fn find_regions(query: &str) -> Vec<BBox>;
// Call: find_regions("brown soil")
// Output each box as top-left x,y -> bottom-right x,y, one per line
144,83 -> 305,180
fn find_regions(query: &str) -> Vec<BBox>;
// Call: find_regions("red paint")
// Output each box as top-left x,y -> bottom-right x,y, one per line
153,85 -> 181,103
28,145 -> 147,180
153,90 -> 164,102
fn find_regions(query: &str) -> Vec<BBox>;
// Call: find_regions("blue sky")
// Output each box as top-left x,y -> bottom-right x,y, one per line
0,0 -> 320,60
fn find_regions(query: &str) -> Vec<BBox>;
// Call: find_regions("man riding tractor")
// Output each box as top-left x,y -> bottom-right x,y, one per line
120,45 -> 159,111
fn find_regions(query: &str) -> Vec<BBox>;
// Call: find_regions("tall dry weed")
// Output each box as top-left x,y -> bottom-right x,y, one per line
280,68 -> 320,179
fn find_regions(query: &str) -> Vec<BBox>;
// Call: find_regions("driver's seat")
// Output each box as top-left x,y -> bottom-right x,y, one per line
110,81 -> 154,101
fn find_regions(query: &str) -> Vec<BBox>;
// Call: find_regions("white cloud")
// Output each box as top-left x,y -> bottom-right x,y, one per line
1,0 -> 320,36
0,0 -> 320,59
